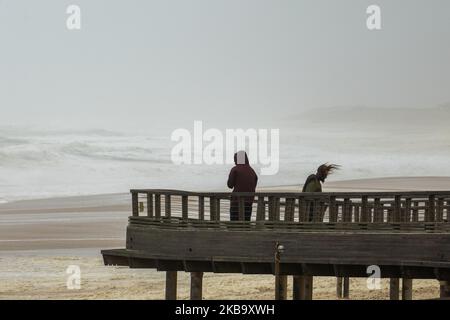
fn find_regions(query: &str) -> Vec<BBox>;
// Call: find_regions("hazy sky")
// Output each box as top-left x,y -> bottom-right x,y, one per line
1,0 -> 449,131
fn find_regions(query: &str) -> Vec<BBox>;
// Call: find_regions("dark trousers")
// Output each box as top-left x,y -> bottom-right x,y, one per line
230,202 -> 253,221
306,201 -> 327,222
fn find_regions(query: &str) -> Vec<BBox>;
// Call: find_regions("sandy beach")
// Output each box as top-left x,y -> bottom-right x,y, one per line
1,176 -> 449,300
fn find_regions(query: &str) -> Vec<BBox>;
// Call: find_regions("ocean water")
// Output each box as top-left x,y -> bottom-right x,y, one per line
1,120 -> 450,202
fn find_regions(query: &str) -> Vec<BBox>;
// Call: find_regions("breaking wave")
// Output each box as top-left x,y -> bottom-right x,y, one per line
1,120 -> 450,202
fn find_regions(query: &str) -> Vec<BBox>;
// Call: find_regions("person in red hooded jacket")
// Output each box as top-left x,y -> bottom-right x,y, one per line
227,151 -> 258,221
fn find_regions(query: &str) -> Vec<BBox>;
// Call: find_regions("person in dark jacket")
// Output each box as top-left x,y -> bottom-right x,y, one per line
302,163 -> 340,221
227,151 -> 258,221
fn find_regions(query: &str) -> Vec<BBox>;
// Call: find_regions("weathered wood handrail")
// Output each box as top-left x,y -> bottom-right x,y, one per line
130,189 -> 450,224
131,189 -> 450,197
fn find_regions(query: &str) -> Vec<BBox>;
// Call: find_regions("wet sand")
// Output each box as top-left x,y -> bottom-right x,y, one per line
0,177 -> 449,299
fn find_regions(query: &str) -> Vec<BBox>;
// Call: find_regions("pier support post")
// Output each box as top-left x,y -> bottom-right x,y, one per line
165,271 -> 177,300
275,275 -> 287,300
402,278 -> 413,300
336,277 -> 343,298
293,276 -> 301,300
303,276 -> 313,300
343,277 -> 350,299
292,276 -> 312,300
190,272 -> 203,300
336,277 -> 349,298
440,281 -> 450,299
390,278 -> 400,300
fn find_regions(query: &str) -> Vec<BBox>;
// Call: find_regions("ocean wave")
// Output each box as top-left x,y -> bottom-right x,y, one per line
0,133 -> 171,164
0,125 -> 124,137
60,141 -> 170,163
1,123 -> 450,202
0,136 -> 29,147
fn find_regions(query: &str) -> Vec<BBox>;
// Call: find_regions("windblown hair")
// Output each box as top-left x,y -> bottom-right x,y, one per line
317,163 -> 340,176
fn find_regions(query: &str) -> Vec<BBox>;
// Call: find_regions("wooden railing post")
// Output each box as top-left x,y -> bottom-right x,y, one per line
394,195 -> 401,222
374,198 -> 381,222
445,200 -> 450,222
285,198 -> 295,222
274,197 -> 281,221
361,196 -> 369,222
198,196 -> 205,220
210,197 -> 217,221
405,198 -> 412,222
147,193 -> 153,217
165,194 -> 171,218
256,196 -> 266,221
132,192 -> 139,217
155,194 -> 161,218
216,197 -> 221,221
354,204 -> 360,223
446,200 -> 449,221
268,197 -> 275,221
298,197 -> 307,222
182,195 -> 188,220
437,198 -> 444,222
412,201 -> 419,222
343,198 -> 350,222
428,195 -> 436,222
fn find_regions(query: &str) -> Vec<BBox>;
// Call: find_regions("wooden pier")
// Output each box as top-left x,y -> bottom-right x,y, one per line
102,189 -> 450,300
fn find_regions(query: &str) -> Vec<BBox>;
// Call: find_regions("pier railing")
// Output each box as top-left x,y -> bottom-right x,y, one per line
131,189 -> 450,224
102,189 -> 450,300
